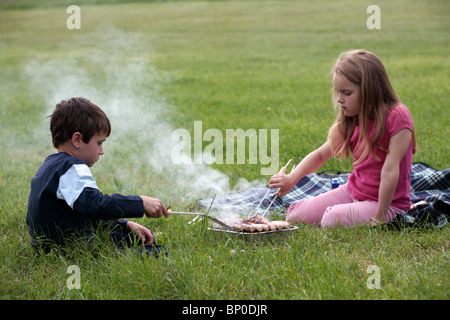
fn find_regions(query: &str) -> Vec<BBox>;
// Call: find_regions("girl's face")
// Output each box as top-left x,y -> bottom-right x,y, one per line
333,73 -> 361,117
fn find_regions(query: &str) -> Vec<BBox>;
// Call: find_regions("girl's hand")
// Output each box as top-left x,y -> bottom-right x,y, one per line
369,219 -> 378,227
126,221 -> 153,245
369,216 -> 383,227
268,173 -> 295,197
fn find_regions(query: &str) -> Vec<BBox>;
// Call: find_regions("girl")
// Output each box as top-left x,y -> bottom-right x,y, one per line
269,49 -> 417,227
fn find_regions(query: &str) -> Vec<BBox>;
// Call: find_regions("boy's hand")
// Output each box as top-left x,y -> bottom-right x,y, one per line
126,221 -> 153,245
140,196 -> 170,219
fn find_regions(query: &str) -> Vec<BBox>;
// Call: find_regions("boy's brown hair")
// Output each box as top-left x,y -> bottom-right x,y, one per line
49,97 -> 111,148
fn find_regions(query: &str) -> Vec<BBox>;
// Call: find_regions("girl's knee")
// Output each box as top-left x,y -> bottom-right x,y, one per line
320,203 -> 375,227
320,207 -> 340,228
286,200 -> 323,226
320,205 -> 357,227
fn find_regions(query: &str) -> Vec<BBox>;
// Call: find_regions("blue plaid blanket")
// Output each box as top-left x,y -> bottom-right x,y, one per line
198,162 -> 450,228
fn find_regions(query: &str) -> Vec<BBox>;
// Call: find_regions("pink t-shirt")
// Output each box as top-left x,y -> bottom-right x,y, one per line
347,104 -> 414,210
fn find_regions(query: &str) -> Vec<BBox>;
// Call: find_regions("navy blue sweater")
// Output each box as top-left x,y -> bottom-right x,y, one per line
27,152 -> 144,246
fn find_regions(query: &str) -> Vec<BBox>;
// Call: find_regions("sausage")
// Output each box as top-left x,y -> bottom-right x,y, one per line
254,224 -> 264,232
253,214 -> 263,222
271,221 -> 290,230
243,224 -> 256,232
266,223 -> 277,231
231,217 -> 290,233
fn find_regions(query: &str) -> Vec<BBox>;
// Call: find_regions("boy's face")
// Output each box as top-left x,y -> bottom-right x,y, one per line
78,132 -> 107,167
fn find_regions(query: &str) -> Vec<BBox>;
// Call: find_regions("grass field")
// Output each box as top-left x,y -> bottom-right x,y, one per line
0,0 -> 449,301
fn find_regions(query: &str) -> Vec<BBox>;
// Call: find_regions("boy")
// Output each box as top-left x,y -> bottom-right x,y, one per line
26,97 -> 170,255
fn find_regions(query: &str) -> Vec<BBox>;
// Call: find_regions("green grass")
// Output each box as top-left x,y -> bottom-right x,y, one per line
0,0 -> 449,300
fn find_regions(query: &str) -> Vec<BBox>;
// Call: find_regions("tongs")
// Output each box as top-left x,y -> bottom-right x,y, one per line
170,211 -> 234,229
247,159 -> 295,219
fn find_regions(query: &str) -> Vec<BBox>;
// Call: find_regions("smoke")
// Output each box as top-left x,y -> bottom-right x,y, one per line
23,23 -> 263,208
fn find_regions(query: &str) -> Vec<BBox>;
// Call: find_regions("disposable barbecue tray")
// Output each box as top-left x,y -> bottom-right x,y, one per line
207,226 -> 298,244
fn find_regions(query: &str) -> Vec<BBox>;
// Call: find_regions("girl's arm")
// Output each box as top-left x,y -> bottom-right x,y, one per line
269,141 -> 333,197
372,128 -> 412,224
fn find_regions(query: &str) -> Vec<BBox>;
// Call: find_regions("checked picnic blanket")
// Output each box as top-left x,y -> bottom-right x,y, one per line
198,162 -> 450,228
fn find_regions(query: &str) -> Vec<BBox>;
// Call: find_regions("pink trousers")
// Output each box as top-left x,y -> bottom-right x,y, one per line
286,183 -> 406,227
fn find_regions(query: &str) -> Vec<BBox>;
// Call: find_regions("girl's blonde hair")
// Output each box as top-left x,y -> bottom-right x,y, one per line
328,49 -> 416,163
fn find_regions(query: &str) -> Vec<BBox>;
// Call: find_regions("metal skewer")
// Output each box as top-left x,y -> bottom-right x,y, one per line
170,211 -> 234,229
247,159 -> 295,219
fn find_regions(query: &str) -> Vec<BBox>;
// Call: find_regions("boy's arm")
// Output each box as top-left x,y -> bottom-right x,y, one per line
75,189 -> 145,220
56,163 -> 145,220
75,187 -> 170,222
